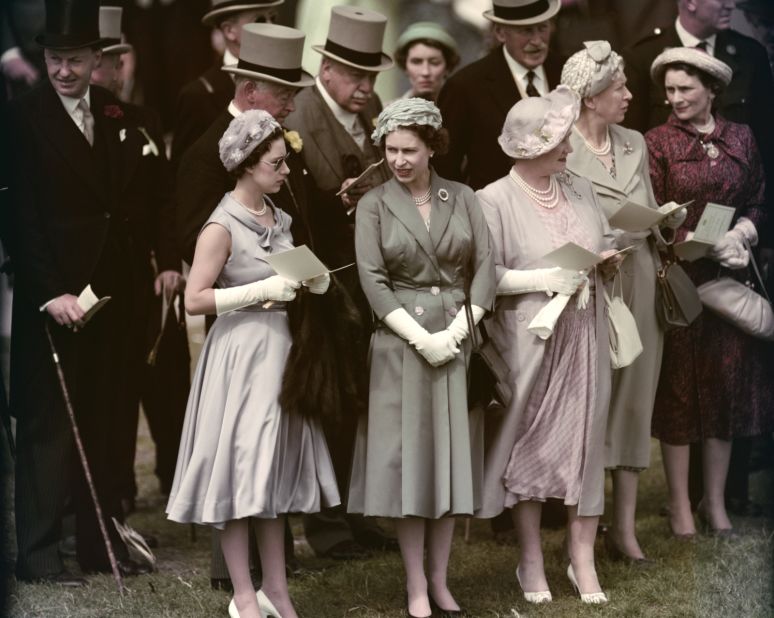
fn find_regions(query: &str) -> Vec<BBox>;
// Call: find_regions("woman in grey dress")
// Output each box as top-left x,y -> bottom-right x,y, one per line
561,41 -> 686,564
166,110 -> 339,618
348,98 -> 495,618
477,87 -> 619,605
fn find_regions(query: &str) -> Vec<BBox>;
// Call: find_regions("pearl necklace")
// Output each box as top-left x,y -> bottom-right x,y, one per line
575,125 -> 611,156
693,116 -> 716,134
510,168 -> 560,209
233,194 -> 268,217
412,188 -> 432,205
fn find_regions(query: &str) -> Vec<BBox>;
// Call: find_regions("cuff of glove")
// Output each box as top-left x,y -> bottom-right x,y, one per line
734,217 -> 758,247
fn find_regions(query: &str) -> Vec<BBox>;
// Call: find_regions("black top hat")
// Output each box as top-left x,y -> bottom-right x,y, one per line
36,0 -> 106,50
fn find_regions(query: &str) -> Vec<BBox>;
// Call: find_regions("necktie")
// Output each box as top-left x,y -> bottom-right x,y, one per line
78,99 -> 95,146
349,117 -> 365,149
696,41 -> 708,52
525,70 -> 540,97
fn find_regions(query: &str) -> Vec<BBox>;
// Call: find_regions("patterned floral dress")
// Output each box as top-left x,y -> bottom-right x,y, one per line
646,114 -> 774,443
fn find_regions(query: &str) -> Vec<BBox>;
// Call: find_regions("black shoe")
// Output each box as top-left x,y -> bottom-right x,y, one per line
117,558 -> 153,576
353,527 -> 399,552
32,571 -> 88,587
321,539 -> 371,560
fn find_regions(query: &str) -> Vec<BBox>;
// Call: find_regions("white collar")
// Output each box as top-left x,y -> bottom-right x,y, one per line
316,75 -> 358,130
675,17 -> 716,54
502,46 -> 547,95
227,100 -> 241,118
57,87 -> 91,115
223,48 -> 238,67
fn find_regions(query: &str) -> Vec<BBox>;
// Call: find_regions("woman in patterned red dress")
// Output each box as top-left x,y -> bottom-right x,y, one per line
646,48 -> 774,538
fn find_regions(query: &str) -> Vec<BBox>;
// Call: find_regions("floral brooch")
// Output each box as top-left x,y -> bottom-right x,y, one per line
437,188 -> 449,202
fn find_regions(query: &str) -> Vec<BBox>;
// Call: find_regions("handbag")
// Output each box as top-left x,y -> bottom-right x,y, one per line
465,296 -> 512,410
697,239 -> 774,340
604,274 -> 643,369
654,242 -> 702,330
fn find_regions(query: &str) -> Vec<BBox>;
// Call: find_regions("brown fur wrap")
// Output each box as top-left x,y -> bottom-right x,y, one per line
280,274 -> 368,423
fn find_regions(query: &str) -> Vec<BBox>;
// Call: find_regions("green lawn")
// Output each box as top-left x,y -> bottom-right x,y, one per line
5,416 -> 773,617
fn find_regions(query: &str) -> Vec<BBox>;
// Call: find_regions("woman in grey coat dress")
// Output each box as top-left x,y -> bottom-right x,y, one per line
477,87 -> 619,605
348,98 -> 495,618
561,41 -> 686,564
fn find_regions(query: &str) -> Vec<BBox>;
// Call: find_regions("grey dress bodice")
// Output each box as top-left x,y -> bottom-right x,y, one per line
204,193 -> 295,294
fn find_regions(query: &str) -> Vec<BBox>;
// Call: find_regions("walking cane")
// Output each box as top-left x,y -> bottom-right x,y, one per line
44,321 -> 124,594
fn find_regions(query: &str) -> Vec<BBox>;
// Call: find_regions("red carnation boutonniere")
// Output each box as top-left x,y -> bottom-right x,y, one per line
104,104 -> 124,119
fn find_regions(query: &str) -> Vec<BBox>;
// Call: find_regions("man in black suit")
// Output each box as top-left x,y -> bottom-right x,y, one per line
170,0 -> 285,168
6,0 -> 154,583
624,0 -> 774,518
90,4 -> 183,514
435,0 -> 564,190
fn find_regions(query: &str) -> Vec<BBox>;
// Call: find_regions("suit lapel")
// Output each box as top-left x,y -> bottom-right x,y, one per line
427,170 -> 453,250
484,48 -> 520,117
91,89 -> 125,209
610,126 -> 641,197
36,83 -> 106,203
382,177 -> 439,270
307,86 -> 360,178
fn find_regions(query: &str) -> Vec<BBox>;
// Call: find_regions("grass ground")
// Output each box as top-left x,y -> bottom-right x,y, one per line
5,417 -> 773,618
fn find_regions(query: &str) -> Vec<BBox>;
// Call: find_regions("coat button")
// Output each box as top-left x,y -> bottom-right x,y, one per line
449,307 -> 458,317
517,312 -> 525,322
104,212 -> 111,219
430,286 -> 440,296
415,306 -> 425,316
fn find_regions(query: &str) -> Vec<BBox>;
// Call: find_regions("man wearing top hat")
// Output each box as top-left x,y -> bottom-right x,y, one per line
283,5 -> 397,560
90,4 -> 183,516
170,0 -> 284,168
5,0 -> 155,583
435,0 -> 564,191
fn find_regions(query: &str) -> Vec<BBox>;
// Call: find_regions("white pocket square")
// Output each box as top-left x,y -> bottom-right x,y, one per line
119,129 -> 127,142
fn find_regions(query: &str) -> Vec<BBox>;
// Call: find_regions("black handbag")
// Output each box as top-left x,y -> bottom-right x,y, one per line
465,296 -> 512,410
654,243 -> 702,330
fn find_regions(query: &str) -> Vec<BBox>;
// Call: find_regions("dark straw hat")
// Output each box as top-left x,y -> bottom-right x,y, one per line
483,0 -> 561,26
36,0 -> 106,50
202,0 -> 284,27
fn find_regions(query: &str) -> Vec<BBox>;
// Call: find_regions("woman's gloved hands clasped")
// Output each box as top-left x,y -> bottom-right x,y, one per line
710,217 -> 757,270
383,308 -> 459,367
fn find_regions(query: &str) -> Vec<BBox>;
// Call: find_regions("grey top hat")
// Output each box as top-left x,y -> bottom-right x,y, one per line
483,0 -> 561,26
223,23 -> 314,88
202,0 -> 284,27
312,5 -> 394,72
36,0 -> 107,49
99,6 -> 132,55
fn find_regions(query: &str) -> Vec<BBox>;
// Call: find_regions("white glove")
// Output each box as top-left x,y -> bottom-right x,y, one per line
662,206 -> 687,229
213,275 -> 300,315
383,308 -> 458,366
302,272 -> 330,295
497,267 -> 586,297
446,304 -> 486,345
710,218 -> 756,270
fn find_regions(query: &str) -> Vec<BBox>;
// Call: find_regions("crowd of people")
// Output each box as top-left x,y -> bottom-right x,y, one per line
1,0 -> 773,617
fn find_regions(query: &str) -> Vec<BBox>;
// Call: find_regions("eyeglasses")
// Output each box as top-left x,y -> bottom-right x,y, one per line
260,152 -> 290,172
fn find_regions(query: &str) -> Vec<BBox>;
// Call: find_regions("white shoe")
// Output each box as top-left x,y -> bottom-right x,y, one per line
257,590 -> 283,618
515,565 -> 552,603
567,564 -> 608,604
228,598 -> 240,618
